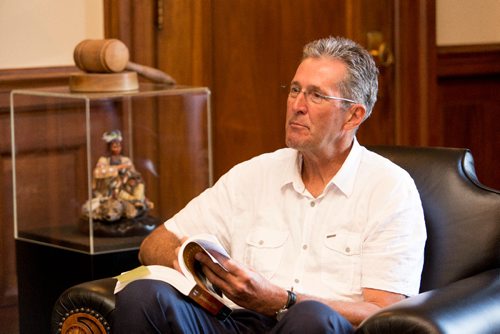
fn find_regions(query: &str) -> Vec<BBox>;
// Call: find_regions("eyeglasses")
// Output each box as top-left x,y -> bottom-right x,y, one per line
287,85 -> 357,105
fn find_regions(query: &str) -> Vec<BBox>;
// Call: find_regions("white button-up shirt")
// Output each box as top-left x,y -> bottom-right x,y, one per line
166,139 -> 426,303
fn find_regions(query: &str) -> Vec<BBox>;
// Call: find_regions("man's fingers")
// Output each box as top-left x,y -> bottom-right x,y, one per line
195,252 -> 234,278
173,259 -> 182,272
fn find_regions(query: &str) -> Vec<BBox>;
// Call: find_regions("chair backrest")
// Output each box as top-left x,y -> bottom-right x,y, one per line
369,146 -> 500,292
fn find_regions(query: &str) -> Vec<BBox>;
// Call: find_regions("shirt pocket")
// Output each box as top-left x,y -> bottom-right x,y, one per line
320,231 -> 362,292
244,228 -> 288,280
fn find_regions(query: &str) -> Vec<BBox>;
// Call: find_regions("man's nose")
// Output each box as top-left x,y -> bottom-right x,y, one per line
291,90 -> 308,110
295,90 -> 308,104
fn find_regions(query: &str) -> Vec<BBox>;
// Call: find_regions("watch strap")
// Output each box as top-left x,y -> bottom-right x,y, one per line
285,289 -> 296,309
276,289 -> 297,320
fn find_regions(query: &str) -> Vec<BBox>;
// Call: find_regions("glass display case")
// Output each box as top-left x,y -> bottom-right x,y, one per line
10,84 -> 212,254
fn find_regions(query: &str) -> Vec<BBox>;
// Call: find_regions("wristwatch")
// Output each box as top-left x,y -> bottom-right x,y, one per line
275,289 -> 297,321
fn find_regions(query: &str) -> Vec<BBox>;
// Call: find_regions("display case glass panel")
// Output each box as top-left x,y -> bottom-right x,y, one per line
10,84 -> 212,254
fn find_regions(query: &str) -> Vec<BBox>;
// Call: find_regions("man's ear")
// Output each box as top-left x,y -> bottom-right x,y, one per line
343,105 -> 366,130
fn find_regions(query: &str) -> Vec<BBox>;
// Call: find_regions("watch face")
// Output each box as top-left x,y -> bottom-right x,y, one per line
276,308 -> 288,321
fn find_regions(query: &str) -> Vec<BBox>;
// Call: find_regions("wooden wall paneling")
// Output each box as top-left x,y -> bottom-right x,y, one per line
0,68 -> 75,307
113,0 -> 435,180
103,0 -> 161,81
127,1 -> 156,74
210,0 -> 435,178
279,0 -> 349,75
155,0 -> 212,87
0,67 -> 76,110
436,45 -> 500,189
128,0 -> 214,220
155,93 -> 211,219
393,0 -> 437,146
212,0 -> 282,178
346,0 -> 397,145
437,44 -> 500,77
212,0 -> 369,178
106,0 -> 440,181
438,78 -> 500,189
103,0 -> 133,46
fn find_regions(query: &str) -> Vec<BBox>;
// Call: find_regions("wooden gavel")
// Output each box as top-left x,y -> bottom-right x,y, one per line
73,39 -> 176,85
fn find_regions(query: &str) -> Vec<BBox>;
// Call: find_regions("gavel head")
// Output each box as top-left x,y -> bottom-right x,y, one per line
73,39 -> 129,73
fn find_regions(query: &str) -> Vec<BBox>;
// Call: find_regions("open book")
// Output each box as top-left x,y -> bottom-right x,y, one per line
114,234 -> 232,320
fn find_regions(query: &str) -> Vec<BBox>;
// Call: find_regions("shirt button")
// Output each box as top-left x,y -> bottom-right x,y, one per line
259,240 -> 264,245
345,247 -> 351,253
302,244 -> 308,250
294,278 -> 300,284
310,201 -> 315,207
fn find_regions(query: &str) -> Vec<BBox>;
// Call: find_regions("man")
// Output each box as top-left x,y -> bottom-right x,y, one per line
113,36 -> 426,333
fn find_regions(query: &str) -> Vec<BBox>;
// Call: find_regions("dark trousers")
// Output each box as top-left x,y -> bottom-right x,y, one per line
113,280 -> 355,334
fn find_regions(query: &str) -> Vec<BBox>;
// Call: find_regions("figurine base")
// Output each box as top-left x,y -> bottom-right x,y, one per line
78,214 -> 160,237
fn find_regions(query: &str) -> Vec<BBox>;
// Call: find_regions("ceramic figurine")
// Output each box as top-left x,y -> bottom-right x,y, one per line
81,130 -> 154,227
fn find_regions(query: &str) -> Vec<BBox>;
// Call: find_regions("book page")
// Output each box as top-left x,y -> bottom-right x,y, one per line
114,265 -> 195,295
178,234 -> 230,291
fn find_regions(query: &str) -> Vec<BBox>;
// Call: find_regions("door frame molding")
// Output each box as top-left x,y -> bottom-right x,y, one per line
394,0 -> 437,146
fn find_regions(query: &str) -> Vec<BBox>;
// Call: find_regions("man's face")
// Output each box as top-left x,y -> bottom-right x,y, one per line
285,57 -> 352,155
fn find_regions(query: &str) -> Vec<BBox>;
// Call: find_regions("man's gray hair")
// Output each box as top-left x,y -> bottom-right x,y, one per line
303,36 -> 379,119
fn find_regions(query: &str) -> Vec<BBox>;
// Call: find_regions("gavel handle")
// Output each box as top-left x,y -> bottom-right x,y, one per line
126,61 -> 176,85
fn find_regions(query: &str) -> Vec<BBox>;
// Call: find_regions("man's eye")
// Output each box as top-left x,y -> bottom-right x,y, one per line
311,91 -> 323,99
290,86 -> 301,93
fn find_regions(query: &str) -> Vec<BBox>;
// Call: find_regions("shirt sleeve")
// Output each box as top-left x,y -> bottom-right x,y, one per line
361,172 -> 427,296
164,170 -> 237,251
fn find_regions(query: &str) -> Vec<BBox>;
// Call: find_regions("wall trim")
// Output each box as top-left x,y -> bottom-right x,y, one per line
0,66 -> 76,88
0,66 -> 77,110
437,44 -> 500,77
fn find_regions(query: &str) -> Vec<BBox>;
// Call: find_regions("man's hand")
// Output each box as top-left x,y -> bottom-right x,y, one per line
172,237 -> 188,273
194,251 -> 288,317
194,251 -> 405,326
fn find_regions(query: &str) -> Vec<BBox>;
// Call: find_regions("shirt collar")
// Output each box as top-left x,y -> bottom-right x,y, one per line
280,138 -> 363,197
330,138 -> 362,197
279,150 -> 306,193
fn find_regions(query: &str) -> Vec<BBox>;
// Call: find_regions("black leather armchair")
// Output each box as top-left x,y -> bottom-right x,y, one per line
51,146 -> 500,334
355,146 -> 500,334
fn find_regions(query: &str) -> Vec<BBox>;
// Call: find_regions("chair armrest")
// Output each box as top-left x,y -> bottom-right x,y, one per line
51,277 -> 117,334
356,269 -> 500,334
51,270 -> 500,334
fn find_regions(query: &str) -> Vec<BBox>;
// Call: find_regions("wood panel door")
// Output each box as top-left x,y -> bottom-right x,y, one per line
105,0 -> 436,180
